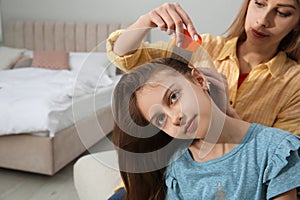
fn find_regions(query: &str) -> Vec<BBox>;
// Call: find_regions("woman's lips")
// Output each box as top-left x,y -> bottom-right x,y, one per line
251,29 -> 269,38
185,116 -> 197,134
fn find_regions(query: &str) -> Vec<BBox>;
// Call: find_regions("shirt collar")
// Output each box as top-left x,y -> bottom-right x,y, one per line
216,37 -> 292,78
264,51 -> 290,78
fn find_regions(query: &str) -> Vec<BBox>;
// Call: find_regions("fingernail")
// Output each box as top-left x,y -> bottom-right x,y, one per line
193,34 -> 199,41
177,42 -> 182,47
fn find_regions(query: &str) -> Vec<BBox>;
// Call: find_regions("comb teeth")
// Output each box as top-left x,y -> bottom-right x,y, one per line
175,29 -> 202,53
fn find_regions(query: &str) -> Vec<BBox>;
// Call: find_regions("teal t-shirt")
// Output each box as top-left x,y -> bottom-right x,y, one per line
165,124 -> 300,200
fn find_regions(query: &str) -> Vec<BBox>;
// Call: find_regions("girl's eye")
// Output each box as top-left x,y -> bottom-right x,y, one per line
169,91 -> 180,104
156,114 -> 166,127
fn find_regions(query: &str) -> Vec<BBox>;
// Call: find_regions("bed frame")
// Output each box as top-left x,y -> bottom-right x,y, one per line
0,20 -> 129,175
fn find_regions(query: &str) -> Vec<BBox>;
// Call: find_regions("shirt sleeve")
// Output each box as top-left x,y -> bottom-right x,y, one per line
165,166 -> 184,200
273,86 -> 300,136
263,134 -> 300,199
106,29 -> 174,72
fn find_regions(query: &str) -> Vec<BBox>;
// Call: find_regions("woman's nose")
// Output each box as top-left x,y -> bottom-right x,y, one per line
256,12 -> 271,28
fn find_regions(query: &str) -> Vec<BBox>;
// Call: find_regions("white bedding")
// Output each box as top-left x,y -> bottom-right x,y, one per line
53,76 -> 121,137
0,67 -> 118,136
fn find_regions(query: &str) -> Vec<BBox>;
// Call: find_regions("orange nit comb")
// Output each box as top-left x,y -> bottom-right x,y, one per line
175,29 -> 202,52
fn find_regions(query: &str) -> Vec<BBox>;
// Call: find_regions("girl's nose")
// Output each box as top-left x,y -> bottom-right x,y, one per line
171,112 -> 185,126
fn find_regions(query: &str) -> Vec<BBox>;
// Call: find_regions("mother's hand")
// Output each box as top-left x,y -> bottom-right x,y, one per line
136,2 -> 199,47
200,68 -> 240,119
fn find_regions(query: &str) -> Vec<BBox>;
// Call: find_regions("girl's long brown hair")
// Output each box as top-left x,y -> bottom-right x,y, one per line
112,58 -> 194,200
224,0 -> 300,62
112,56 -> 228,199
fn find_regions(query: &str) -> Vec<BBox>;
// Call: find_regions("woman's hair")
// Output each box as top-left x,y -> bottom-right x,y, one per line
112,58 -> 194,200
224,0 -> 300,62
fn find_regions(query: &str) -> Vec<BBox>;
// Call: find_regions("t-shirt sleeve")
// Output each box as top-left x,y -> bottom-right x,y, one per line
273,83 -> 300,136
165,166 -> 184,200
263,134 -> 300,199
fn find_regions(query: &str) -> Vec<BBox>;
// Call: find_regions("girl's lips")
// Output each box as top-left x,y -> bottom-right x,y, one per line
251,29 -> 269,38
185,116 -> 197,134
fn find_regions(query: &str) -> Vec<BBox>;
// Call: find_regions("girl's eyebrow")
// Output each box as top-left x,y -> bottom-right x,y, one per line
162,83 -> 175,105
149,83 -> 175,124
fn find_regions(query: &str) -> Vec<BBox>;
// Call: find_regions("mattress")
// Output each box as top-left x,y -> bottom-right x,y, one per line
0,66 -> 120,137
52,75 -> 121,137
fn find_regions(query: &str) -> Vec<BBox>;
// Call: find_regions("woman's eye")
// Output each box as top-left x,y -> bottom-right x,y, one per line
254,0 -> 264,7
170,91 -> 180,104
156,114 -> 166,127
277,11 -> 291,17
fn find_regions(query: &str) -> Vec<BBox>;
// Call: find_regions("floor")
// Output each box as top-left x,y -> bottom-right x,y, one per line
0,133 -> 115,200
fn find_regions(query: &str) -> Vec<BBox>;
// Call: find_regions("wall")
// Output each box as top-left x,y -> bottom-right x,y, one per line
1,0 -> 243,38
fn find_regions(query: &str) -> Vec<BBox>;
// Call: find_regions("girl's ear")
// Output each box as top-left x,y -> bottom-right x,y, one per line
191,68 -> 210,91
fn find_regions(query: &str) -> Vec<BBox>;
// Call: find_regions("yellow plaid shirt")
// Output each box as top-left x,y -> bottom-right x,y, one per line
107,30 -> 300,135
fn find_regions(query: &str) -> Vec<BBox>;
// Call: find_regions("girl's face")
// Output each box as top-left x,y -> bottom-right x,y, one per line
136,70 -> 212,139
245,0 -> 300,47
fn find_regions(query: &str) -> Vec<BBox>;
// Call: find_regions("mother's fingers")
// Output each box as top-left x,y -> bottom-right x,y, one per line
173,3 -> 198,41
200,68 -> 229,96
156,5 -> 176,34
150,3 -> 199,46
166,4 -> 185,44
148,10 -> 168,31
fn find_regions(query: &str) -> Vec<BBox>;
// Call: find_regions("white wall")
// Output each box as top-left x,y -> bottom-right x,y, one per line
1,0 -> 243,36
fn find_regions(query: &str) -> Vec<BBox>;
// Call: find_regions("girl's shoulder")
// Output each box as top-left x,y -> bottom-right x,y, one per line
252,124 -> 300,198
251,123 -> 299,143
250,124 -> 300,161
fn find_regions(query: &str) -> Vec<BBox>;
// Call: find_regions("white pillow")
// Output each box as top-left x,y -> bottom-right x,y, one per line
69,52 -> 115,97
72,65 -> 114,97
0,47 -> 25,70
72,72 -> 113,97
23,49 -> 33,58
69,52 -> 116,77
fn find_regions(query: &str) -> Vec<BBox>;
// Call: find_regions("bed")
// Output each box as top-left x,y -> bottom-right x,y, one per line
0,20 -> 129,175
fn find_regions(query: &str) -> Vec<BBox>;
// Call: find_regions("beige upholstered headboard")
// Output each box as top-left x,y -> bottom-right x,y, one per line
3,20 -> 130,52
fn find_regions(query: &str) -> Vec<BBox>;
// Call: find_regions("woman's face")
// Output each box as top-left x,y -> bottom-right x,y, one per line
136,70 -> 212,139
245,0 -> 300,47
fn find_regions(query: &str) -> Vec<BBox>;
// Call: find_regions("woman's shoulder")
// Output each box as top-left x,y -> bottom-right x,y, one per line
201,33 -> 227,49
281,62 -> 300,90
200,33 -> 235,60
201,33 -> 226,43
273,51 -> 300,76
285,63 -> 300,77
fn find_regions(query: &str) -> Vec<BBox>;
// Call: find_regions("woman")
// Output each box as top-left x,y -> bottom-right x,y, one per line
107,0 -> 300,135
112,57 -> 300,199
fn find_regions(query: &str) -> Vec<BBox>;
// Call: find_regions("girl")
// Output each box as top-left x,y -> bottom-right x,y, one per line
107,0 -> 300,135
112,57 -> 300,200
